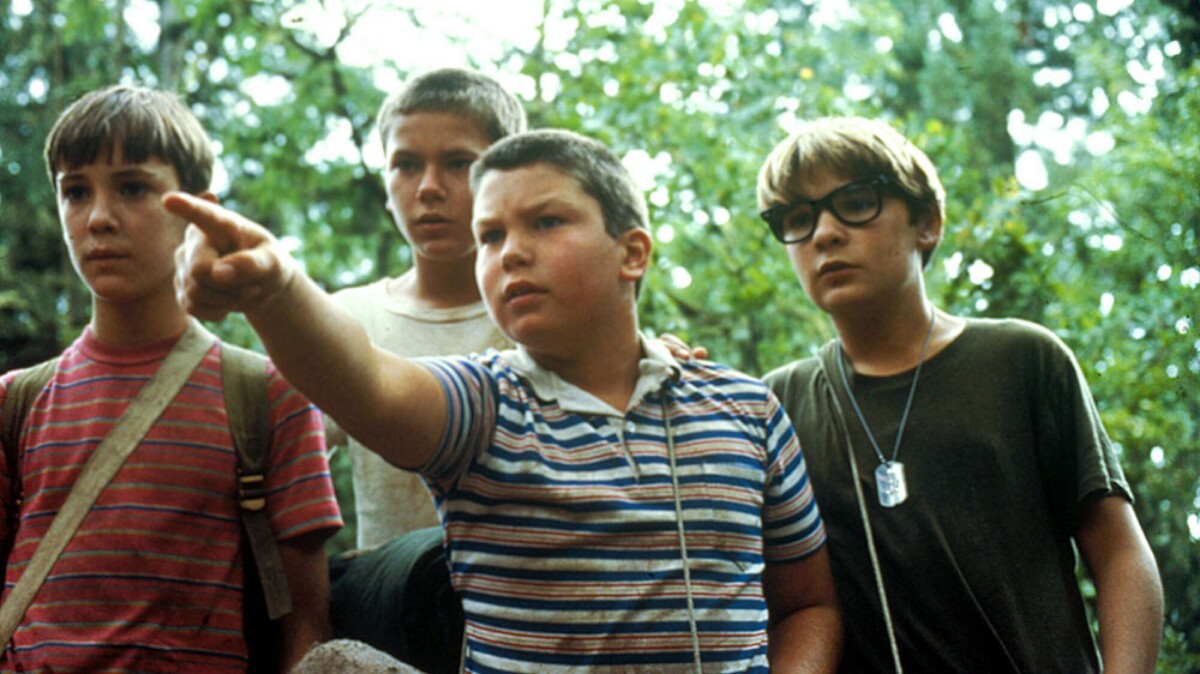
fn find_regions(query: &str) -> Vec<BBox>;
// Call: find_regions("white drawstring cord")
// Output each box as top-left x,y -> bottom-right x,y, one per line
662,385 -> 703,673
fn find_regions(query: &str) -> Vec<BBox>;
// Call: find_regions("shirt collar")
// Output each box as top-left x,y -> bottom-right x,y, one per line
501,335 -> 681,416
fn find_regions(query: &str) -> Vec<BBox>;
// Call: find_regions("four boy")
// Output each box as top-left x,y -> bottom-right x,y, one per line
0,76 -> 1163,672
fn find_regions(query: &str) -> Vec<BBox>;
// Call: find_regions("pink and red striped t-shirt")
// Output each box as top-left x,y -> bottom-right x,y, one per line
0,329 -> 341,673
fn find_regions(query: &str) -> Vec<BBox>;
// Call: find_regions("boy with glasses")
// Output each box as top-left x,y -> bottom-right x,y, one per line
758,115 -> 1163,673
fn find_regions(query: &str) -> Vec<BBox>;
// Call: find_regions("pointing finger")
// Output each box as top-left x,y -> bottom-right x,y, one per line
163,191 -> 262,255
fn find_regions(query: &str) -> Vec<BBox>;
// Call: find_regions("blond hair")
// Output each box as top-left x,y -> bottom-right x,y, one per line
757,117 -> 945,265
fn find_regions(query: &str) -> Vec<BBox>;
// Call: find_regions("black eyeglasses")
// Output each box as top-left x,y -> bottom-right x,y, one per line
761,175 -> 895,244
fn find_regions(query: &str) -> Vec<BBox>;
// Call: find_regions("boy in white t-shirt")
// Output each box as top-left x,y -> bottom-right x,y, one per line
331,68 -> 523,545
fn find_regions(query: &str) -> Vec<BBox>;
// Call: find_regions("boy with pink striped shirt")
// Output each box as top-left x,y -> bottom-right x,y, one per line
0,85 -> 341,673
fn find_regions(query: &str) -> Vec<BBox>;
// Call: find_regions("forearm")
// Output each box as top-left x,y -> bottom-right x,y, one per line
1077,496 -> 1163,674
764,550 -> 842,673
768,605 -> 842,673
276,533 -> 334,673
279,609 -> 330,674
1091,551 -> 1163,674
246,272 -> 378,423
167,192 -> 445,467
246,274 -> 440,467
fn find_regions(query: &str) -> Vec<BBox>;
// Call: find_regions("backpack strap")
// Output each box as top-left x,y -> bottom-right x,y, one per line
220,342 -> 293,620
1,324 -> 216,646
2,357 -> 60,567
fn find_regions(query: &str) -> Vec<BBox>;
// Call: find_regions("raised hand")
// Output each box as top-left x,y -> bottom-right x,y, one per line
165,192 -> 299,321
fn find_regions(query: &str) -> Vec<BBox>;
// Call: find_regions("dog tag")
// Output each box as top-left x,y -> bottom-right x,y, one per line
875,461 -> 908,507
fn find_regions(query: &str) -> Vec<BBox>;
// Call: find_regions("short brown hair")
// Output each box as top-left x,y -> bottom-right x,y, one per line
44,84 -> 214,194
471,129 -> 649,239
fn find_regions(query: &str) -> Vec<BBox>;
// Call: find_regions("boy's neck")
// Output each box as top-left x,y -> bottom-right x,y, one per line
391,256 -> 482,310
832,295 -> 958,377
90,294 -> 191,347
530,323 -> 644,412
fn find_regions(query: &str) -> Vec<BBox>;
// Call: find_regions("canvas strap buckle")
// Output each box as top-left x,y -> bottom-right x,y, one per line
238,472 -> 268,511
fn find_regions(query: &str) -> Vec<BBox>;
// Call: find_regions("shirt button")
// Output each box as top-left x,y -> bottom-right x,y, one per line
625,421 -> 636,433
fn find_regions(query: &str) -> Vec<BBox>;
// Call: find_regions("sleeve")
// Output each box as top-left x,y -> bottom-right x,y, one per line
761,389 -> 826,563
262,362 -> 343,541
1,375 -> 12,548
417,355 -> 500,492
1029,325 -> 1131,527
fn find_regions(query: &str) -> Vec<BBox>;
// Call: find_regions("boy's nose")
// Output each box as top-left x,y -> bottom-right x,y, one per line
809,208 -> 844,248
86,195 -> 119,233
500,231 -> 530,270
417,167 -> 446,202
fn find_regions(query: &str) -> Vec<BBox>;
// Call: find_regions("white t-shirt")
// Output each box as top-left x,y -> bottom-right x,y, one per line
331,276 -> 510,547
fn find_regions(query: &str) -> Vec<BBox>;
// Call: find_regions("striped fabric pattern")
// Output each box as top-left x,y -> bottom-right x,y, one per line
422,350 -> 825,673
0,330 -> 341,673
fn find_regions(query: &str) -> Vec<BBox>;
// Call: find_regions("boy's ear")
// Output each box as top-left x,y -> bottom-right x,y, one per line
915,208 -> 943,252
618,228 -> 653,283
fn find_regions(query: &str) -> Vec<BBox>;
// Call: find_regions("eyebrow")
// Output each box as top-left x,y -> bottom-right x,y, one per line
481,192 -> 588,232
57,166 -> 168,185
390,145 -> 481,159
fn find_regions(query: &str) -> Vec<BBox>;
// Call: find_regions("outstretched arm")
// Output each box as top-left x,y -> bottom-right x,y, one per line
1076,495 -> 1163,674
764,547 -> 843,673
166,192 -> 445,469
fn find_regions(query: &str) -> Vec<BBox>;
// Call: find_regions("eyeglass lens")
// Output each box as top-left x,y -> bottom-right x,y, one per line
773,181 -> 883,243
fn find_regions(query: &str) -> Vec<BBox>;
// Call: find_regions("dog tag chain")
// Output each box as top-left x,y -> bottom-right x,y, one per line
836,311 -> 936,508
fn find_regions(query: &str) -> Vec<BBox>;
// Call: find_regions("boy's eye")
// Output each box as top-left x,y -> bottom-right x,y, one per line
447,157 -> 474,171
61,185 -> 89,202
780,206 -> 815,234
534,215 -> 564,230
478,229 -> 504,245
392,157 -> 420,172
119,182 -> 150,198
833,185 -> 879,217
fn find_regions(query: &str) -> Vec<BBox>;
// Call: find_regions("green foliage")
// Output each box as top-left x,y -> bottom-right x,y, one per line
1,0 -> 1196,664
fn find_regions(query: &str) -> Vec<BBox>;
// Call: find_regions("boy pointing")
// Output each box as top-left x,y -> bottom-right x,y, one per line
170,129 -> 841,672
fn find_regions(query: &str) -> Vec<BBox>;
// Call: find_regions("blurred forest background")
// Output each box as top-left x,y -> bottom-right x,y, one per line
1,0 -> 1197,666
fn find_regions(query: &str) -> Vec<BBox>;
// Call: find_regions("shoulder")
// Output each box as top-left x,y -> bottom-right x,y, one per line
2,355 -> 64,399
217,341 -> 272,383
965,315 -> 1058,340
961,317 -> 1077,360
418,350 -> 515,393
216,343 -> 320,418
681,358 -> 768,389
762,353 -> 824,390
676,359 -> 778,412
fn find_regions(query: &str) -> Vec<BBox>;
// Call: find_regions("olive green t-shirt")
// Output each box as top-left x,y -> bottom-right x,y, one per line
765,317 -> 1128,674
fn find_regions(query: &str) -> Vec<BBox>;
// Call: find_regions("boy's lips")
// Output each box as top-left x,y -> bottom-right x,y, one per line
502,280 -> 544,303
86,248 -> 128,261
818,260 -> 855,277
415,213 -> 451,226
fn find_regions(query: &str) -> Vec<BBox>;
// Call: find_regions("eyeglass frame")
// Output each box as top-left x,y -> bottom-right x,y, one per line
760,174 -> 903,244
